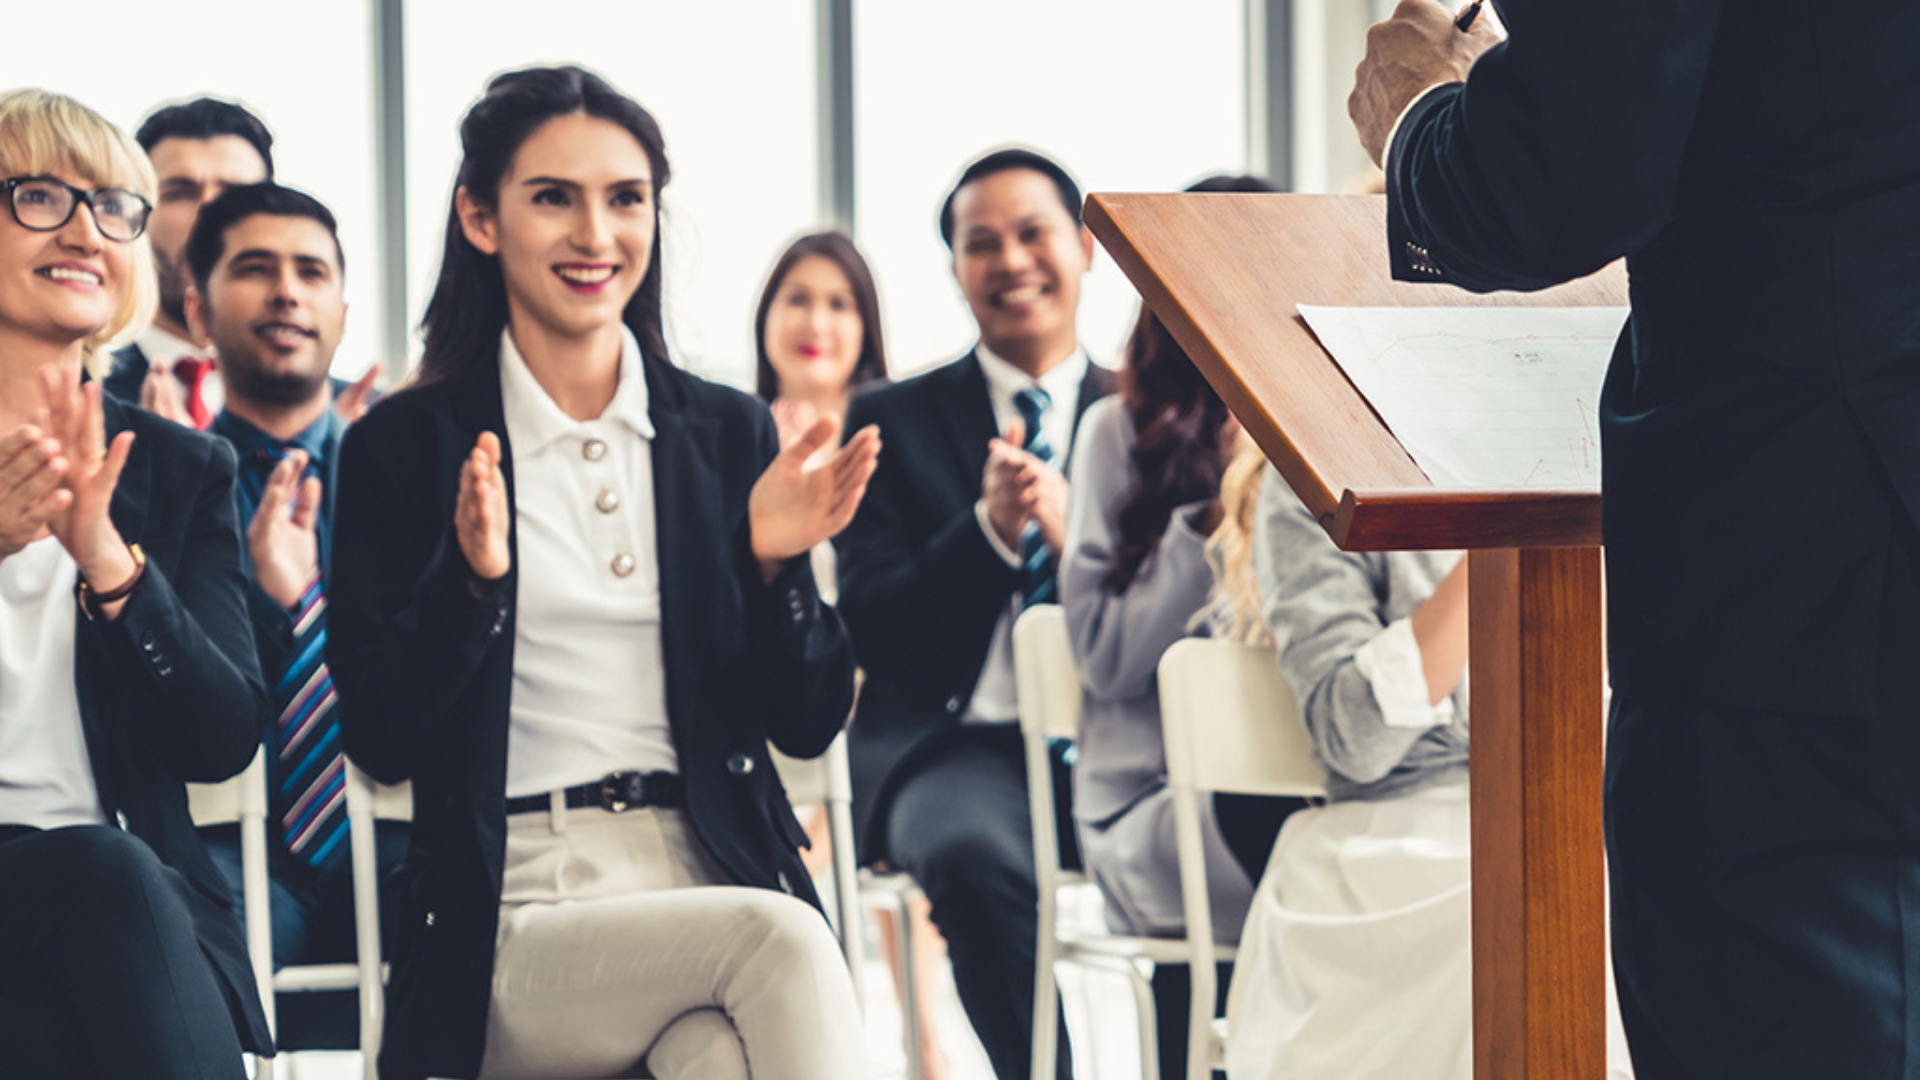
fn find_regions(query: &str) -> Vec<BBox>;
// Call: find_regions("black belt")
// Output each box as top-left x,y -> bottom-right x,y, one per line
505,771 -> 685,816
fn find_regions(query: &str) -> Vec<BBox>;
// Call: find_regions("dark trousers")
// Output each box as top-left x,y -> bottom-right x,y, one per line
0,825 -> 246,1080
1607,511 -> 1920,1079
884,724 -> 1077,1080
200,821 -> 411,1050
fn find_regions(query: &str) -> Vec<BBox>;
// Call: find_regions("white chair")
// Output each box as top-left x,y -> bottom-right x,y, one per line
186,750 -> 411,1080
858,866 -> 931,1080
1158,637 -> 1328,1080
767,732 -> 867,1010
1014,604 -> 1189,1080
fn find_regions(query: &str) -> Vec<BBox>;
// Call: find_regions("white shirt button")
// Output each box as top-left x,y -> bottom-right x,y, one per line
611,553 -> 637,578
583,438 -> 609,462
595,489 -> 621,514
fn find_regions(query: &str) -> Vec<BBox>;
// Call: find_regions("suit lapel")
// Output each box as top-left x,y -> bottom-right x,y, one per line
644,356 -> 719,732
935,351 -> 998,490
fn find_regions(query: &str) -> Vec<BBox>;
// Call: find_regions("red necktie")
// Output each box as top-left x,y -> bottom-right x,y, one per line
173,356 -> 216,430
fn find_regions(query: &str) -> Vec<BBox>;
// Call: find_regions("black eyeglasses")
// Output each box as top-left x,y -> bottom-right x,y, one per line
2,176 -> 151,242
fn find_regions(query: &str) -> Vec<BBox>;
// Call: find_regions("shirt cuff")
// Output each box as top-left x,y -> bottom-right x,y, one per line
976,500 -> 1024,569
1354,616 -> 1456,730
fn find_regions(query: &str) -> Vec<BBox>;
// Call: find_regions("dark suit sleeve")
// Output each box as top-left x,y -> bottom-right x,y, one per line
1387,1 -> 1724,291
84,438 -> 268,783
328,405 -> 513,785
736,407 -> 856,759
832,390 -> 1019,678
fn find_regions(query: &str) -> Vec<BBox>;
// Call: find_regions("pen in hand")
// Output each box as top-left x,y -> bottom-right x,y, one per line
1454,0 -> 1485,31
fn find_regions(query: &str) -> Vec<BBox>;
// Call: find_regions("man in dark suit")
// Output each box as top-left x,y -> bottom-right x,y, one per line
835,148 -> 1116,1080
105,99 -> 375,426
183,181 -> 408,1048
1352,2 -> 1920,1075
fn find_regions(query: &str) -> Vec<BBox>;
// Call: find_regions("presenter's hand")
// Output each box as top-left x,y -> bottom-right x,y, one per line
39,369 -> 137,615
1350,0 -> 1502,166
249,451 -> 323,610
982,419 -> 1040,551
456,431 -> 510,581
749,414 -> 882,582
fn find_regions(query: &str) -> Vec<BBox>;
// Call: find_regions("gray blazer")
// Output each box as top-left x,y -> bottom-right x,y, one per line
1253,467 -> 1468,803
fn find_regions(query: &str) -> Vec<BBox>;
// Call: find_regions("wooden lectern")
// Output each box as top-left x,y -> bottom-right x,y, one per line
1085,193 -> 1625,1080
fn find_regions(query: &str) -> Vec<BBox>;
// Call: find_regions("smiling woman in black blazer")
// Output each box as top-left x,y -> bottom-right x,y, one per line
0,89 -> 270,1079
327,67 -> 880,1080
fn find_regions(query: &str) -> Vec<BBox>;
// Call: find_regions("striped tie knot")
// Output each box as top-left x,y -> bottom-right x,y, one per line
1013,386 -> 1057,607
1014,386 -> 1053,464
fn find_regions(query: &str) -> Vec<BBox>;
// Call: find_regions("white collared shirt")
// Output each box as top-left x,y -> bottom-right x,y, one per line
499,327 -> 678,797
966,343 -> 1092,724
0,537 -> 107,828
135,324 -> 224,416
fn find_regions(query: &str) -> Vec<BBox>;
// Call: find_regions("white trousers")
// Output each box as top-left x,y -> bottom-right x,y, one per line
477,804 -> 869,1080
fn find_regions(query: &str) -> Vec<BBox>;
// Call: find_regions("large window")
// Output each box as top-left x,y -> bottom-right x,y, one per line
0,2 -> 382,378
854,0 -> 1248,376
405,0 -> 821,388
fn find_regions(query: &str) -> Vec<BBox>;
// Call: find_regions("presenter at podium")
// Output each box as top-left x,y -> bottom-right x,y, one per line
1351,2 -> 1920,1077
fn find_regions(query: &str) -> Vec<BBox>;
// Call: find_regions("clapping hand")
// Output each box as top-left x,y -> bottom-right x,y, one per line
0,419 -> 66,561
248,450 -> 323,610
981,419 -> 1068,554
38,368 -> 139,615
456,431 -> 510,581
748,414 -> 881,582
139,358 -> 192,427
334,367 -> 380,425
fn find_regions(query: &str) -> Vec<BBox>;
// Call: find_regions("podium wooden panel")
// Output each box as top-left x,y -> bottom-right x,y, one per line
1086,193 -> 1624,1080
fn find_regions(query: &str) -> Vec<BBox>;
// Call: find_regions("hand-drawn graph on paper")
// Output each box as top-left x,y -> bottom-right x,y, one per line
1297,305 -> 1630,489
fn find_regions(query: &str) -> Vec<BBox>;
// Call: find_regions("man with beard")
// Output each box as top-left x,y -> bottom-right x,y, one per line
107,99 -> 373,427
184,182 -> 405,1049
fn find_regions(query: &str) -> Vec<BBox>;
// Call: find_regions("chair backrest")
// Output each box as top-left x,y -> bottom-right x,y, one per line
1158,636 -> 1326,1080
1158,637 -> 1328,798
185,744 -> 269,828
1012,605 -> 1078,890
1014,604 -> 1082,743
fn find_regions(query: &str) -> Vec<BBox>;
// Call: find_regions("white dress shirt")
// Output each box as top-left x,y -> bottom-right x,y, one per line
965,343 -> 1091,724
499,327 -> 678,798
0,536 -> 107,828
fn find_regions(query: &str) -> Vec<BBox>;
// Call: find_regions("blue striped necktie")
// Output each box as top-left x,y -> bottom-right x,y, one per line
257,445 -> 348,873
1014,387 -> 1056,607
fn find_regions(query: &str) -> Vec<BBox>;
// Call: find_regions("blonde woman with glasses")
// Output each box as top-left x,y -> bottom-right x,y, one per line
0,88 -> 272,1079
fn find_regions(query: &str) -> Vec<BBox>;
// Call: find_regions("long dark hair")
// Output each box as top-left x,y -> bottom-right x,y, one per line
753,230 -> 888,403
416,66 -> 671,386
1106,173 -> 1279,593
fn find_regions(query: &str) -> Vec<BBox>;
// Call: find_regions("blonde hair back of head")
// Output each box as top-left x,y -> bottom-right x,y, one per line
0,89 -> 158,373
1203,434 -> 1275,646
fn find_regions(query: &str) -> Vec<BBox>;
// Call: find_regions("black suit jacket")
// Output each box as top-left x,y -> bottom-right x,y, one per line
328,356 -> 853,1080
106,341 -> 358,410
72,396 -> 273,1053
834,351 -> 1115,856
1385,1 -> 1920,718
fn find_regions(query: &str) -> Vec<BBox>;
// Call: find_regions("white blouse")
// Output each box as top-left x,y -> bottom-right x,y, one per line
0,536 -> 107,828
499,327 -> 678,798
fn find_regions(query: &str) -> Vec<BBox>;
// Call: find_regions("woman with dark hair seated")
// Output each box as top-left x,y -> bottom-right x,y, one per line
0,88 -> 270,1079
327,66 -> 879,1080
1057,173 -> 1305,1080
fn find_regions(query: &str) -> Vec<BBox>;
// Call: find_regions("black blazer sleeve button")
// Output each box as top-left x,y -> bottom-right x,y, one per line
727,753 -> 755,776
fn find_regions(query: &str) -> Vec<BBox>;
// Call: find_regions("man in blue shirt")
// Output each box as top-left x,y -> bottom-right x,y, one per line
184,181 -> 403,1049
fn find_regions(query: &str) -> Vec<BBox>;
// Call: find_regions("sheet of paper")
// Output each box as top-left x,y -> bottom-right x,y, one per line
1297,305 -> 1630,489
